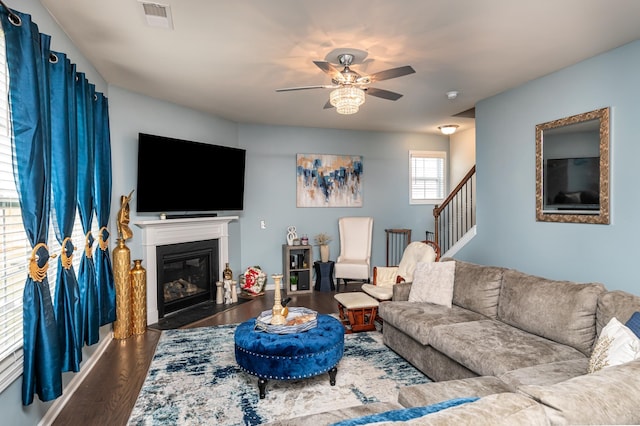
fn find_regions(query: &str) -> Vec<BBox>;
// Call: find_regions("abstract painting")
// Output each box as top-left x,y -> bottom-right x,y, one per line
296,153 -> 363,207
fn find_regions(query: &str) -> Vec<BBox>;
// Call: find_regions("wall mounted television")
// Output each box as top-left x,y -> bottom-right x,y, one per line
136,133 -> 246,214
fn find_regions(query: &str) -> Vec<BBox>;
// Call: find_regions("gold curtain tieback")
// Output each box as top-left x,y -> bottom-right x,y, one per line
29,242 -> 57,282
60,236 -> 74,269
84,231 -> 93,259
97,226 -> 109,251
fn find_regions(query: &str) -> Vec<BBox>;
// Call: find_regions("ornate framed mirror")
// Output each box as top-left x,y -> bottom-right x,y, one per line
536,107 -> 610,224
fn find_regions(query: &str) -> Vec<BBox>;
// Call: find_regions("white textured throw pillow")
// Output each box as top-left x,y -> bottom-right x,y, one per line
408,261 -> 455,307
588,317 -> 640,373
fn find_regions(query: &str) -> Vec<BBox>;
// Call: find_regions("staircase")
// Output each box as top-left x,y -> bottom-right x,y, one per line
433,165 -> 476,257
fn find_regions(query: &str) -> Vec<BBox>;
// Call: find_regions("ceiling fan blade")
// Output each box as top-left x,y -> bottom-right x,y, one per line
276,85 -> 337,92
368,65 -> 416,82
313,60 -> 343,81
323,100 -> 334,110
365,87 -> 404,101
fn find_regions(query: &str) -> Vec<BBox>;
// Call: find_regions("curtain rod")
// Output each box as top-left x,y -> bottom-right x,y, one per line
0,1 -> 20,25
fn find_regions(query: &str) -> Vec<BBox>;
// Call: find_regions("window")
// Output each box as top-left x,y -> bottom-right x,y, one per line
0,27 -> 96,393
409,150 -> 446,204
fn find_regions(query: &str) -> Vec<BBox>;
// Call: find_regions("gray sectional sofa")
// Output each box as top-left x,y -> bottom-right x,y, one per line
268,259 -> 640,425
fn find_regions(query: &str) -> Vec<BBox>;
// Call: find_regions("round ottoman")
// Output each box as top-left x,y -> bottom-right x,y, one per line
234,314 -> 344,398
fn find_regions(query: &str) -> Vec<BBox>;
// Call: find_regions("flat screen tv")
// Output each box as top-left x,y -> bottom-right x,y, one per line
543,156 -> 599,211
136,133 -> 246,213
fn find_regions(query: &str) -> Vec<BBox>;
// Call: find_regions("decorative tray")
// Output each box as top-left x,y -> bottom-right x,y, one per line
254,307 -> 318,334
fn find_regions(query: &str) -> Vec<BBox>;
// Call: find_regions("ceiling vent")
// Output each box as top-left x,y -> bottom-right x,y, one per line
139,1 -> 174,29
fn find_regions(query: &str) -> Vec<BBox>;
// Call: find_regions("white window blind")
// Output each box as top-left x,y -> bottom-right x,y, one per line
409,150 -> 446,204
0,23 -> 25,391
0,27 -> 97,393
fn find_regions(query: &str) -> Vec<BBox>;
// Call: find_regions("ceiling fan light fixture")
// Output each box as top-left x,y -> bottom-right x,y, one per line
330,86 -> 365,115
438,124 -> 459,135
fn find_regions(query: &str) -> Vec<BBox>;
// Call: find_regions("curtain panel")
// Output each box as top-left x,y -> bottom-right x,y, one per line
0,6 -> 114,405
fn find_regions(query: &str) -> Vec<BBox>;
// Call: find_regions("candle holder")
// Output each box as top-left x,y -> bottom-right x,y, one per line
270,274 -> 286,325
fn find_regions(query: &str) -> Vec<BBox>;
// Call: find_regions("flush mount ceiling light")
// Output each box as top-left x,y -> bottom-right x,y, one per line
329,86 -> 366,115
438,124 -> 459,135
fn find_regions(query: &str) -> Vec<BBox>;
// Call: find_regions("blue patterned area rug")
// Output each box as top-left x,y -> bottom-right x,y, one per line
128,323 -> 431,425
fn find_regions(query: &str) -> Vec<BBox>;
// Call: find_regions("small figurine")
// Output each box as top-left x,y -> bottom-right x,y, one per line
117,190 -> 135,241
223,280 -> 233,304
286,226 -> 297,246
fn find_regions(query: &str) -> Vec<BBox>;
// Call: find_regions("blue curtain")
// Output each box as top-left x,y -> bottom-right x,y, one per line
1,9 -> 62,405
76,72 -> 100,346
1,5 -> 113,404
93,92 -> 116,326
50,51 -> 82,372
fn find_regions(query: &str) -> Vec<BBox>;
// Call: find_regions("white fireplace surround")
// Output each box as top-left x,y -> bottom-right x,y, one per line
135,216 -> 238,325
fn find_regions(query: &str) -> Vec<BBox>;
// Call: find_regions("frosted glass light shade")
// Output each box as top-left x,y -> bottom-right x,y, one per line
438,125 -> 459,135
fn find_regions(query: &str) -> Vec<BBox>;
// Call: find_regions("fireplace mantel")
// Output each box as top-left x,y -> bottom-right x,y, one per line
135,216 -> 238,324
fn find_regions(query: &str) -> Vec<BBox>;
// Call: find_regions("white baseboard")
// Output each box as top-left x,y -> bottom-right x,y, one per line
39,331 -> 114,426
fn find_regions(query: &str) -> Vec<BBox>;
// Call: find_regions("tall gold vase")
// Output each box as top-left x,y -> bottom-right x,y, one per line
130,259 -> 147,335
112,238 -> 132,339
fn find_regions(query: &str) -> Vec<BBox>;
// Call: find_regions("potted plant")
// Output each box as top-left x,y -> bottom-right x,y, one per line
290,274 -> 298,291
314,233 -> 332,263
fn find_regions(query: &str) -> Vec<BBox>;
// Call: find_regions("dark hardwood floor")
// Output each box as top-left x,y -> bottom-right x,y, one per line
52,283 -> 363,426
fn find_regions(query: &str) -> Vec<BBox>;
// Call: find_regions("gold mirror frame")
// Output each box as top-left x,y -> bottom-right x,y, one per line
536,107 -> 610,224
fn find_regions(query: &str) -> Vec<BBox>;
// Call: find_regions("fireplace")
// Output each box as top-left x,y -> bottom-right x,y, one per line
135,216 -> 238,325
156,239 -> 219,318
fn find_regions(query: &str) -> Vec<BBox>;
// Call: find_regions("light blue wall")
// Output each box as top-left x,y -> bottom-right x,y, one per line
456,40 -> 640,294
238,124 -> 447,278
108,85 -> 241,266
111,97 -> 446,282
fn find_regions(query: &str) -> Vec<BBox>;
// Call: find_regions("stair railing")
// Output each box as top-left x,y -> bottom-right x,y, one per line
433,165 -> 476,255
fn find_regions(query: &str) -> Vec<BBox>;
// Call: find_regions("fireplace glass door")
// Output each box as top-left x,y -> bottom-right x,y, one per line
156,240 -> 218,317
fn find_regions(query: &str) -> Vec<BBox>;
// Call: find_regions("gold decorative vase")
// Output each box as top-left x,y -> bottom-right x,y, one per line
112,238 -> 132,339
130,259 -> 147,335
320,245 -> 330,262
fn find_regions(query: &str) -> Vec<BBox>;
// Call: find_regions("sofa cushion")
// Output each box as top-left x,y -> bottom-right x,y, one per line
588,317 -> 640,373
378,301 -> 486,346
497,358 -> 588,390
429,319 -> 586,376
330,397 -> 479,426
497,269 -> 604,355
403,393 -> 550,425
596,290 -> 640,336
408,261 -> 455,307
263,402 -> 404,426
448,259 -> 505,319
391,282 -> 412,301
518,358 -> 640,425
398,376 -> 511,408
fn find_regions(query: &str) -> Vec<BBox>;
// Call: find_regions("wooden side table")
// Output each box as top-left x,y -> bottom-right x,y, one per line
314,261 -> 335,292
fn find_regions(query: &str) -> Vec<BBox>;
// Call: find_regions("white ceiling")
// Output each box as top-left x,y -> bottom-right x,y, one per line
39,0 -> 640,135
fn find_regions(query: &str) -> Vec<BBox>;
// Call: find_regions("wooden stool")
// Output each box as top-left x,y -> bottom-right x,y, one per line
334,292 -> 379,333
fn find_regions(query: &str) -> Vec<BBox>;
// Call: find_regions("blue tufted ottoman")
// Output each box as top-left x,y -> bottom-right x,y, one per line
234,314 -> 345,398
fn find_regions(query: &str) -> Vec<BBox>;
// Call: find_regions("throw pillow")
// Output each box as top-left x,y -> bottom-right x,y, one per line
396,241 -> 437,282
408,261 -> 455,307
588,317 -> 640,373
625,311 -> 640,339
330,397 -> 479,426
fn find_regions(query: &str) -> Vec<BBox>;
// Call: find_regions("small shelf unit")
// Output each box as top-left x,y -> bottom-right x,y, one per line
282,244 -> 313,294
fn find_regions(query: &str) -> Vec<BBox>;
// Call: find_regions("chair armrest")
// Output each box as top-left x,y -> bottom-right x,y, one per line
373,266 -> 399,286
392,282 -> 412,301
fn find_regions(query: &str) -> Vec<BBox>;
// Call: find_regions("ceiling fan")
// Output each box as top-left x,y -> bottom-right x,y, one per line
276,53 -> 415,114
